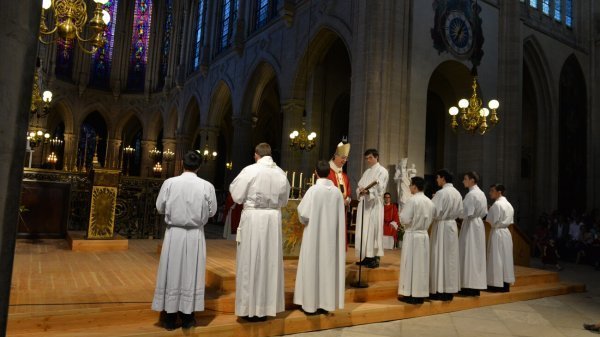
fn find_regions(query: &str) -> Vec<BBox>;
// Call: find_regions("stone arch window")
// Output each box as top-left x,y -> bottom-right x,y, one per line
553,0 -> 562,21
127,0 -> 153,91
530,0 -> 538,8
90,0 -> 119,89
542,0 -> 550,14
254,0 -> 277,31
159,0 -> 174,89
565,0 -> 572,26
218,0 -> 239,52
194,0 -> 207,70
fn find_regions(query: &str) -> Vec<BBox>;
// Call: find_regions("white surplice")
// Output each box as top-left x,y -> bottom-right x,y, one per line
293,178 -> 346,313
398,192 -> 434,298
459,185 -> 488,290
229,156 -> 290,317
152,172 -> 217,314
430,183 -> 463,294
222,204 -> 237,241
486,196 -> 515,287
355,162 -> 389,259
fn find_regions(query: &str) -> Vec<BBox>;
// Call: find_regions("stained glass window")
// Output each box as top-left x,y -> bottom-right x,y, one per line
90,0 -> 119,89
159,0 -> 173,89
255,0 -> 276,30
530,0 -> 538,8
55,40 -> 75,80
565,0 -> 572,26
218,0 -> 238,52
127,0 -> 153,91
554,0 -> 562,21
194,0 -> 206,70
542,0 -> 550,14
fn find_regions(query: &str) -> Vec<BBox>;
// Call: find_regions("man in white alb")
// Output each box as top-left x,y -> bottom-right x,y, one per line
430,169 -> 463,301
398,176 -> 434,304
153,150 -> 217,330
229,143 -> 290,321
458,171 -> 488,297
486,184 -> 515,293
355,148 -> 389,269
294,160 -> 346,314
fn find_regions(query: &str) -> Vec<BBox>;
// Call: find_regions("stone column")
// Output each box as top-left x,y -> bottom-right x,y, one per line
0,0 -> 41,333
161,137 -> 177,178
62,132 -> 77,171
106,139 -> 122,170
140,140 -> 157,177
497,1 -> 524,212
591,2 -> 600,211
230,117 -> 253,178
174,134 -> 190,176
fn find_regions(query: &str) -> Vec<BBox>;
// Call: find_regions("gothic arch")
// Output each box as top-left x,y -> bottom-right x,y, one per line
289,26 -> 352,101
48,100 -> 74,135
207,80 -> 233,127
146,110 -> 164,141
180,96 -> 201,137
77,106 -> 112,137
240,61 -> 279,119
164,105 -> 178,139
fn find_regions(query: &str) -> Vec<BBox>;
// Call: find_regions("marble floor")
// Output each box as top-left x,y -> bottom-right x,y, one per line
283,260 -> 600,337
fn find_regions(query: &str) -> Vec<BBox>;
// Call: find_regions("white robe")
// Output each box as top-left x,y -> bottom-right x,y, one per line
294,179 -> 346,312
229,156 -> 290,317
486,196 -> 515,287
398,192 -> 434,297
152,172 -> 217,314
355,162 -> 389,259
222,204 -> 237,241
459,185 -> 488,289
430,183 -> 463,294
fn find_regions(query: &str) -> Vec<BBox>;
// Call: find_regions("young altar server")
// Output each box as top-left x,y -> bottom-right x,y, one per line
398,176 -> 434,304
229,143 -> 290,321
294,160 -> 346,314
486,184 -> 516,292
152,150 -> 217,330
458,171 -> 488,296
430,169 -> 463,301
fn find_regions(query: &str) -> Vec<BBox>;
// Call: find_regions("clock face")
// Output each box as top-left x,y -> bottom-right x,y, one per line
443,11 -> 474,57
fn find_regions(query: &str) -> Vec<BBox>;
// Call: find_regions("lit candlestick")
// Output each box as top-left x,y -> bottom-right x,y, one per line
312,173 -> 315,185
299,172 -> 303,190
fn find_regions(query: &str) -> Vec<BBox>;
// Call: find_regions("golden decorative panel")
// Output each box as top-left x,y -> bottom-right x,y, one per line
281,199 -> 303,258
87,186 -> 117,239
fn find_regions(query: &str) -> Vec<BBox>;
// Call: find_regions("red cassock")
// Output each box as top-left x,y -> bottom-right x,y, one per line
223,193 -> 243,234
383,203 -> 399,238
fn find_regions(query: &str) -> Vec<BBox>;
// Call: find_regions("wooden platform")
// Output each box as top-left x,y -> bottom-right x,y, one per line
7,239 -> 585,337
66,231 -> 129,251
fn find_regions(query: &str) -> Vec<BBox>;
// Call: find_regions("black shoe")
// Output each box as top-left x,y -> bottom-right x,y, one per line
583,323 -> 600,332
366,258 -> 379,268
242,316 -> 267,322
180,313 -> 195,329
441,293 -> 454,301
429,293 -> 442,301
502,283 -> 510,292
163,313 -> 177,331
317,308 -> 329,315
355,258 -> 368,266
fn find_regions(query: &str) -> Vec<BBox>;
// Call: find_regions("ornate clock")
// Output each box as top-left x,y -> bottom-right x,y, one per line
431,0 -> 484,67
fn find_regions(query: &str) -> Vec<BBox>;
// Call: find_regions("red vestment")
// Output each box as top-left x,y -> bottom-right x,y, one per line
223,193 -> 243,234
383,203 -> 399,238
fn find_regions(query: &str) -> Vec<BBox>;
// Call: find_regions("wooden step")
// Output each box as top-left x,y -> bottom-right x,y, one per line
7,281 -> 585,337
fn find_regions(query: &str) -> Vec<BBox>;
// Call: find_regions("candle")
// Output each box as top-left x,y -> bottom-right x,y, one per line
299,172 -> 303,188
291,171 -> 296,189
312,173 -> 315,185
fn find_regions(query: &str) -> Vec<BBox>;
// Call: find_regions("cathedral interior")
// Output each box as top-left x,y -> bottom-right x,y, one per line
1,0 -> 599,336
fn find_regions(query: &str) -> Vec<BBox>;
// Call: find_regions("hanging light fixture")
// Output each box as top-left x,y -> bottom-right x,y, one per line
38,0 -> 112,54
197,135 -> 217,162
448,67 -> 500,135
289,121 -> 317,151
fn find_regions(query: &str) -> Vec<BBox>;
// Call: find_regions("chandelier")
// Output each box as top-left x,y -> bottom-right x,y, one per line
39,0 -> 112,54
27,129 -> 51,149
448,69 -> 500,135
149,147 -> 162,162
289,120 -> 317,151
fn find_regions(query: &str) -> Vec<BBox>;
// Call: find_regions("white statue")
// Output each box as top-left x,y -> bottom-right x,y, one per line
394,158 -> 412,208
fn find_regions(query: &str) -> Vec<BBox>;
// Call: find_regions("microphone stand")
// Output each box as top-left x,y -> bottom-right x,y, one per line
350,180 -> 378,289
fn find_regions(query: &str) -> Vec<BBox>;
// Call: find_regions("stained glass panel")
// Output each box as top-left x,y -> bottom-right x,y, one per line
530,0 -> 538,8
194,0 -> 206,70
90,0 -> 119,89
55,40 -> 75,80
159,0 -> 173,89
127,0 -> 153,91
565,0 -> 572,26
542,0 -> 550,14
554,0 -> 562,21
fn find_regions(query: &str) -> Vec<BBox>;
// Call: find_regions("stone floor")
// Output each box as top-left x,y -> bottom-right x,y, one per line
282,259 -> 600,337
